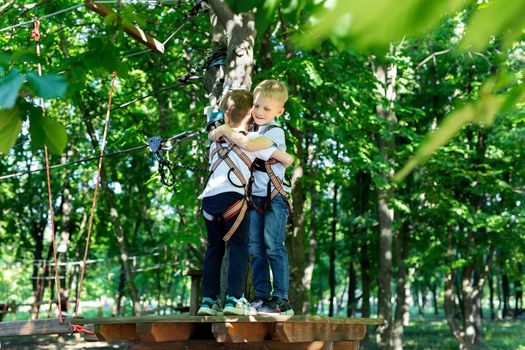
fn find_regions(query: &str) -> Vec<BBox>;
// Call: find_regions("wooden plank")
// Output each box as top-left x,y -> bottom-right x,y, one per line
185,270 -> 202,316
275,322 -> 366,342
78,315 -> 383,325
127,340 -> 334,350
0,317 -> 81,337
212,322 -> 271,343
95,323 -> 137,341
137,322 -> 195,343
333,341 -> 360,350
84,1 -> 164,54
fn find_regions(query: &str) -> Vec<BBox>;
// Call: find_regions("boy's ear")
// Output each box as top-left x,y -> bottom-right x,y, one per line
278,107 -> 285,116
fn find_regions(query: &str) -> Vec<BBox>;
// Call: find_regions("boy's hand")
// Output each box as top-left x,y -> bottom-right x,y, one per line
214,124 -> 233,140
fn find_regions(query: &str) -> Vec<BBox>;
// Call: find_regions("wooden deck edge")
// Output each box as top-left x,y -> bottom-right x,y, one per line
77,315 -> 383,325
0,317 -> 82,338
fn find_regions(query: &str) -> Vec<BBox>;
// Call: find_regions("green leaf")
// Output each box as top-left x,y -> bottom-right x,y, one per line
101,45 -> 119,74
41,118 -> 68,154
254,0 -> 280,40
104,13 -> 118,26
394,92 -> 505,182
281,0 -> 308,24
28,108 -> 45,150
26,72 -> 68,100
459,0 -> 525,51
224,0 -> 264,13
0,69 -> 24,109
0,107 -> 22,154
294,0 -> 464,53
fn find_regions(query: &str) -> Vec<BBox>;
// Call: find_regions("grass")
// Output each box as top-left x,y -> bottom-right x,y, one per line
366,315 -> 525,350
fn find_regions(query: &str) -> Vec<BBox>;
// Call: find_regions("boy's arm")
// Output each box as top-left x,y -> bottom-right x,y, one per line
271,149 -> 294,168
214,125 -> 274,151
208,128 -> 218,141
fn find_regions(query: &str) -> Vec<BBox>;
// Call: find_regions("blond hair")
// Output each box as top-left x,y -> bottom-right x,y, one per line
253,80 -> 289,105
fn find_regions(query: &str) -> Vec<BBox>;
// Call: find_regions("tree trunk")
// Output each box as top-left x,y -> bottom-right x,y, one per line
373,60 -> 397,349
58,173 -> 73,316
444,226 -> 469,350
288,126 -> 307,312
432,283 -> 439,315
302,180 -> 317,314
356,171 -> 371,318
392,222 -> 409,350
205,0 -> 256,303
489,272 -> 495,320
502,274 -> 510,318
444,226 -> 494,350
514,279 -> 522,319
329,184 -> 338,317
30,224 -> 45,320
348,260 -> 357,317
115,265 -> 126,316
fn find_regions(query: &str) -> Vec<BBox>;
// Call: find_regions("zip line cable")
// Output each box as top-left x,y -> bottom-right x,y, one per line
10,77 -> 202,151
0,4 -> 83,33
0,144 -> 148,181
0,135 -> 208,182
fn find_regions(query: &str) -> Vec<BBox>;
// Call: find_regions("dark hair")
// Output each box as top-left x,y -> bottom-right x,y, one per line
219,90 -> 253,123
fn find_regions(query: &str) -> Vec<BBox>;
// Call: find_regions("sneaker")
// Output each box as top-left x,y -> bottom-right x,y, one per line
223,295 -> 257,316
197,297 -> 223,316
250,296 -> 268,311
257,296 -> 294,316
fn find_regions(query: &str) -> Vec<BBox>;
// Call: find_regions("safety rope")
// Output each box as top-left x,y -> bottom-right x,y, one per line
33,18 -> 64,324
75,70 -> 118,317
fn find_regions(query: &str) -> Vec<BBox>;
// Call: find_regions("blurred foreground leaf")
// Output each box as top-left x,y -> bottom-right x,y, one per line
0,107 -> 22,154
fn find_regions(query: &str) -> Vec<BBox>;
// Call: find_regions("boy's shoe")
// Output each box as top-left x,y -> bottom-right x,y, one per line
250,296 -> 268,311
223,295 -> 257,316
197,297 -> 223,316
257,296 -> 294,316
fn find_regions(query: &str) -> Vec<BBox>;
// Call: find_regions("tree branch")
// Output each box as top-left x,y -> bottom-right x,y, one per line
416,48 -> 452,69
207,0 -> 234,29
0,0 -> 16,15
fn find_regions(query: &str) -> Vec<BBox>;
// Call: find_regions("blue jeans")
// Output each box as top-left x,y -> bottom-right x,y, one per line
202,192 -> 249,298
249,194 -> 289,299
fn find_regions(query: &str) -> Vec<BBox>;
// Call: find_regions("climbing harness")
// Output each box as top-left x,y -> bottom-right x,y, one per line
196,137 -> 254,242
250,125 -> 292,214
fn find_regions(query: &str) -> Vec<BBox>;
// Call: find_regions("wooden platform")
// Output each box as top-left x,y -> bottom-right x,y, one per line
0,315 -> 381,349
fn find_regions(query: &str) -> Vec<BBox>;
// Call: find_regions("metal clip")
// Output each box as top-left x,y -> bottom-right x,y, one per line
148,136 -> 162,155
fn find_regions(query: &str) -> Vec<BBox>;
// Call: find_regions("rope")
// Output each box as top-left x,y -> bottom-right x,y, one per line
75,70 -> 118,317
0,4 -> 83,33
33,19 -> 64,324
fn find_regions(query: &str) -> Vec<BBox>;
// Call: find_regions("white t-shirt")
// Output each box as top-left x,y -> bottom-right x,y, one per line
199,130 -> 276,199
251,122 -> 291,197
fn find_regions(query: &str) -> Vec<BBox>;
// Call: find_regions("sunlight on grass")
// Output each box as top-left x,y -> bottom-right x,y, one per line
368,316 -> 525,350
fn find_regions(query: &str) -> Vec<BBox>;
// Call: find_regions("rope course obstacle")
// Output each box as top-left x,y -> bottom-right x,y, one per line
1,0 -> 207,336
